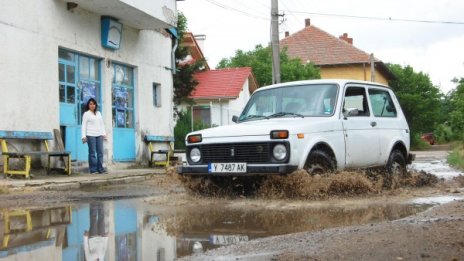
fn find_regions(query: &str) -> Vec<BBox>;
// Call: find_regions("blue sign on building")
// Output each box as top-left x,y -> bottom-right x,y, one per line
101,17 -> 122,50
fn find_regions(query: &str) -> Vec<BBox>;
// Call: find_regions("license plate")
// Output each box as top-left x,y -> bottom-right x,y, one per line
208,162 -> 247,173
209,234 -> 249,245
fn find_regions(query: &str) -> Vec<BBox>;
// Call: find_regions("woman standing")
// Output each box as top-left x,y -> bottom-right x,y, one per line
82,98 -> 108,174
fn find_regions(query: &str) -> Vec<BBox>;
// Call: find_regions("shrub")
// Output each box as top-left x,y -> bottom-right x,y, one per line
174,109 -> 213,149
448,142 -> 464,170
411,133 -> 430,150
434,123 -> 454,143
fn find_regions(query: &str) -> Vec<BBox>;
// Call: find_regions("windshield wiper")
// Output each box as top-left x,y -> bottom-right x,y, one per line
241,114 -> 267,121
268,112 -> 304,118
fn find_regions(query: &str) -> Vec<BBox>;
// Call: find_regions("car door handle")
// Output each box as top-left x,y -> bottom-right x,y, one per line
370,122 -> 377,127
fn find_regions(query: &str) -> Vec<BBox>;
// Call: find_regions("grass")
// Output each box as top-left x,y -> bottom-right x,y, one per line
447,141 -> 464,170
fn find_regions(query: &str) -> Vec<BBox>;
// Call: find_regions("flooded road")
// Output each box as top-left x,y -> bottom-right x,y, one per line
0,149 -> 461,260
0,197 -> 450,260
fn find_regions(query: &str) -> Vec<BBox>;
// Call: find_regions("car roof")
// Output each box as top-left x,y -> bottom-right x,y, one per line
254,79 -> 390,93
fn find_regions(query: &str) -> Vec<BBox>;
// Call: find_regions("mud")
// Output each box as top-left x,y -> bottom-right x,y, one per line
178,169 -> 439,200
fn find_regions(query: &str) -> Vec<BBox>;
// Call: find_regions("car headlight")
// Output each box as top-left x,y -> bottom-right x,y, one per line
190,147 -> 201,163
273,144 -> 287,161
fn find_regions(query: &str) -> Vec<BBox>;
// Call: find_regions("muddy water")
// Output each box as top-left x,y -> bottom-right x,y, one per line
0,197 -> 437,260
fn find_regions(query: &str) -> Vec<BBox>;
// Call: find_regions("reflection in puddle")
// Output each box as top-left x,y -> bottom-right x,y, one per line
0,206 -> 71,259
0,200 -> 433,260
167,203 -> 432,258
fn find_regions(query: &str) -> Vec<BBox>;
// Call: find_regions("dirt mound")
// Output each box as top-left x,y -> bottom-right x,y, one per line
175,169 -> 439,199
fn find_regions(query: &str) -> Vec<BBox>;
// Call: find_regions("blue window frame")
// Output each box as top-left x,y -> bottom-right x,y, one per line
112,64 -> 134,128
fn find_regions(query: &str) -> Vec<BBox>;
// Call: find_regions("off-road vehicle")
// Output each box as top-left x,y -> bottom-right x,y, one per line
179,79 -> 414,177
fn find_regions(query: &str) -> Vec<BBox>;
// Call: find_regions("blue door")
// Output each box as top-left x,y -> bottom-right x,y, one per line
112,64 -> 136,161
59,49 -> 101,161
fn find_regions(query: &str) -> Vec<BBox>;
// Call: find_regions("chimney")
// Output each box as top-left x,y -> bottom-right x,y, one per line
285,31 -> 290,38
305,18 -> 311,27
339,33 -> 353,45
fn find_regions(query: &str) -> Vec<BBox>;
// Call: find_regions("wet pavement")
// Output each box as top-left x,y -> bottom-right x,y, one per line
410,150 -> 463,180
0,167 -> 165,192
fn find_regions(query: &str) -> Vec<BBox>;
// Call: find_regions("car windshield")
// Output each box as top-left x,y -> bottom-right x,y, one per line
239,84 -> 338,122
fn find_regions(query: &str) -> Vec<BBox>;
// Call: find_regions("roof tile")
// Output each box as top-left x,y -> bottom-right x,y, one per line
280,25 -> 374,65
191,67 -> 254,99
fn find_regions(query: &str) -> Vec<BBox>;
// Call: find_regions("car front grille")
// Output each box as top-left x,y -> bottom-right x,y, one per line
201,142 -> 271,163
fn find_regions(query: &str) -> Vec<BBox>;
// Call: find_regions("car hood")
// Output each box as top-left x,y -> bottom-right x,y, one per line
188,117 -> 335,139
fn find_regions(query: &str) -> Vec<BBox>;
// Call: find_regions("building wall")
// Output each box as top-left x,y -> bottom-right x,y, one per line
228,78 -> 252,121
321,65 -> 389,85
0,0 -> 174,163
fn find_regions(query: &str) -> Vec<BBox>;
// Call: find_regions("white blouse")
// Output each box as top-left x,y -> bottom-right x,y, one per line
81,111 -> 106,138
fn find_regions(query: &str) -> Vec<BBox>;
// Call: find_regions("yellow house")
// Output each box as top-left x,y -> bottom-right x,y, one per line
280,19 -> 393,85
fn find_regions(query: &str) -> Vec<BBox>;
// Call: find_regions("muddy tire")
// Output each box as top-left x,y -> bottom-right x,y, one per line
384,149 -> 407,188
304,150 -> 335,175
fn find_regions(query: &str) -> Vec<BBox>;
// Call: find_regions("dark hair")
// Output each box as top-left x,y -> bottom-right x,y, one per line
86,98 -> 98,114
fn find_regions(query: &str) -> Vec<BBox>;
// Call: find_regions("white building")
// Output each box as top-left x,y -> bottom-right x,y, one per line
0,0 -> 179,166
187,67 -> 258,127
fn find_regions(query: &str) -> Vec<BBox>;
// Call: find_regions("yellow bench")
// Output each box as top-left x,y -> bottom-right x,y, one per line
144,135 -> 174,167
0,130 -> 71,178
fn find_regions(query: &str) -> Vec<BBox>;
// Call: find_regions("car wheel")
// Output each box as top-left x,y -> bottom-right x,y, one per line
304,150 -> 335,175
387,149 -> 406,175
385,149 -> 407,187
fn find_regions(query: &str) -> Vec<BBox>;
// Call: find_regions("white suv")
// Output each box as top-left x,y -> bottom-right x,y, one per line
179,79 -> 414,177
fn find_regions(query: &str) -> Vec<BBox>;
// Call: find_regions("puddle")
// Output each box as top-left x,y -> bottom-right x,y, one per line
411,195 -> 464,205
410,160 -> 463,180
0,198 -> 434,260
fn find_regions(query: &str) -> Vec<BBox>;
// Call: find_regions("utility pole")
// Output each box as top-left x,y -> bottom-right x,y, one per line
271,0 -> 281,84
370,53 -> 376,82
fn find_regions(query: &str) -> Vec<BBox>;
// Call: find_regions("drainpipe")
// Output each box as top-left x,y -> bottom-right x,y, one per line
171,38 -> 178,74
210,101 -> 213,127
219,98 -> 223,126
370,53 -> 375,82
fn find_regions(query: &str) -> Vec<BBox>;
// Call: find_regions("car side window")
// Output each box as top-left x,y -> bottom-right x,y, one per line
343,87 -> 370,117
368,88 -> 397,117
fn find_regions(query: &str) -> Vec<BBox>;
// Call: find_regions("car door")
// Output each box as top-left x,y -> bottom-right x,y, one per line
367,87 -> 402,163
341,85 -> 381,168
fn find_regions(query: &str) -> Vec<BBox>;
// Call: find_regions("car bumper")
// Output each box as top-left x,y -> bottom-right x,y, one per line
177,164 -> 298,176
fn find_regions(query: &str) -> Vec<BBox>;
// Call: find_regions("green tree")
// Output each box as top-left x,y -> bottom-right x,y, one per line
446,78 -> 464,138
387,64 -> 443,139
174,109 -> 212,149
217,45 -> 320,86
173,13 -> 206,106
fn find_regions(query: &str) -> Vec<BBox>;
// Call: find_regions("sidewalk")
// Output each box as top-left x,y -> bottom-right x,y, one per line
0,167 -> 166,192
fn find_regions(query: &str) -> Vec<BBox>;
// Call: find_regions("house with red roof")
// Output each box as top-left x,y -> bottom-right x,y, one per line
187,67 -> 258,126
180,33 -> 258,127
280,19 -> 393,85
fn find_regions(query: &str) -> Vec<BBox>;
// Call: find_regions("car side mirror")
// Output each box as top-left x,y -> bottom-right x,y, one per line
343,108 -> 359,118
232,115 -> 238,123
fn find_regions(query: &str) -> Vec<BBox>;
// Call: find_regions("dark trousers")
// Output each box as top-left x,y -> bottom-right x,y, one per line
87,135 -> 104,173
89,202 -> 106,237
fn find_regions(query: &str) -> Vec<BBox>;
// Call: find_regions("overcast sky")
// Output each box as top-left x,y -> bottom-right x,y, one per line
177,0 -> 464,93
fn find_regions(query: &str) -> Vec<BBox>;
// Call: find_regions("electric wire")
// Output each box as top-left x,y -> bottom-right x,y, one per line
286,10 -> 464,25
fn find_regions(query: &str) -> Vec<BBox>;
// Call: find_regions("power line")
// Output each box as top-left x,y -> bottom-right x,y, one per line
205,0 -> 268,20
286,10 -> 464,25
